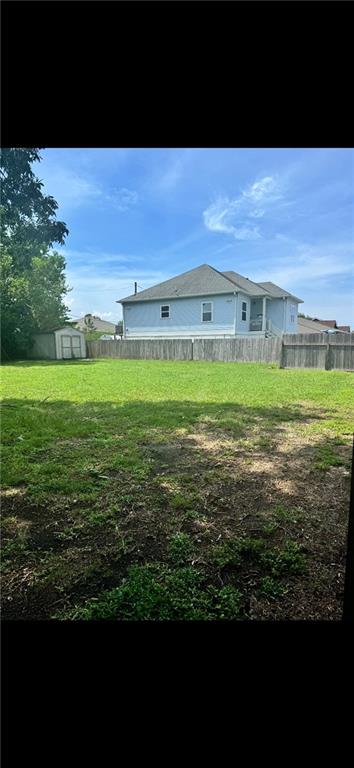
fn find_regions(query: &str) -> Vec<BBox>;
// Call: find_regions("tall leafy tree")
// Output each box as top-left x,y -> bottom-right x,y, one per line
0,148 -> 69,357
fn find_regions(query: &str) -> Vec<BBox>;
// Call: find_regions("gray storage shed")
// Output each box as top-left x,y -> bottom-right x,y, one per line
29,326 -> 86,360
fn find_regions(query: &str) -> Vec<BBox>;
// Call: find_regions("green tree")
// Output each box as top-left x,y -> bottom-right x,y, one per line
0,148 -> 69,358
115,320 -> 123,338
84,313 -> 95,330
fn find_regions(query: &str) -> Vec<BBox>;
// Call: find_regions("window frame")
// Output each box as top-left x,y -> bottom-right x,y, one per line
241,301 -> 247,322
201,301 -> 213,323
160,304 -> 170,319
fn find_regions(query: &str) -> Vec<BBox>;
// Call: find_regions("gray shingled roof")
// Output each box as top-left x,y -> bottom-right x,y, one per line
118,264 -> 303,304
118,264 -> 237,303
297,317 -> 333,333
73,316 -> 117,333
222,271 -> 269,297
257,282 -> 303,303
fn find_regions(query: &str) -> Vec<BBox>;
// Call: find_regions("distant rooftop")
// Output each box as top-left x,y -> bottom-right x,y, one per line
298,317 -> 351,333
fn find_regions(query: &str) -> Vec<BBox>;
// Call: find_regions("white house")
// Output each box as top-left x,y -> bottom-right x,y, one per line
118,264 -> 303,339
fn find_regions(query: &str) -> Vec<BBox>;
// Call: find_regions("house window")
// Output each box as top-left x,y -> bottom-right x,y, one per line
290,304 -> 296,323
160,305 -> 170,319
202,301 -> 213,322
241,301 -> 247,322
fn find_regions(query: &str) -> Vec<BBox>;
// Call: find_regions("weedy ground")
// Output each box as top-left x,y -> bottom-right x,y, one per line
1,358 -> 353,620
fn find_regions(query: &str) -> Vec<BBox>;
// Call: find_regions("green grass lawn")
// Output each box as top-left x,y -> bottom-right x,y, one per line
1,359 -> 353,620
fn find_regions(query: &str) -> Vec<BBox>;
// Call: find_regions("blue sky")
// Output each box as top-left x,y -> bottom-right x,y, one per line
39,148 -> 353,325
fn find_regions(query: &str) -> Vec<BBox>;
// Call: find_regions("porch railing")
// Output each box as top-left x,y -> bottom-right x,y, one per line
266,318 -> 283,337
250,318 -> 263,332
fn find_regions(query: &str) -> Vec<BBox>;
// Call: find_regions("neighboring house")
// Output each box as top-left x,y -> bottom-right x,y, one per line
298,317 -> 351,334
318,319 -> 337,328
118,264 -> 303,339
297,317 -> 334,334
318,320 -> 351,332
73,314 -> 118,334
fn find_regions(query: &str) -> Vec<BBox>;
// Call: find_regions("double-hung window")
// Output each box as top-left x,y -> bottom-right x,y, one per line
241,301 -> 247,322
202,301 -> 213,322
290,304 -> 296,323
160,305 -> 170,319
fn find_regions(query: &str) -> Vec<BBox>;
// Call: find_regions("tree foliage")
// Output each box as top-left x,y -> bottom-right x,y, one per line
115,320 -> 123,338
0,148 -> 69,358
84,314 -> 95,330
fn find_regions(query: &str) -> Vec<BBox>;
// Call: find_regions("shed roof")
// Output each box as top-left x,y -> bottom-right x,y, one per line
33,326 -> 84,335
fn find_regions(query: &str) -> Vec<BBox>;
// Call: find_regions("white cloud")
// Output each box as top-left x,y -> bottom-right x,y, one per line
147,151 -> 194,194
40,168 -> 100,210
232,227 -> 262,241
203,174 -> 283,240
242,176 -> 281,203
65,266 -> 173,322
40,161 -> 139,215
249,209 -> 265,219
156,159 -> 185,191
105,187 -> 139,211
203,197 -> 261,240
57,248 -> 142,265
92,310 -> 114,318
253,242 -> 354,288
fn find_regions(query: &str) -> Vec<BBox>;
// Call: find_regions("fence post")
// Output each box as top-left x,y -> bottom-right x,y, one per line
325,340 -> 331,370
279,339 -> 285,368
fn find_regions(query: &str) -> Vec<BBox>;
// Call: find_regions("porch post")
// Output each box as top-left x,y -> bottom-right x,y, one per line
262,297 -> 267,332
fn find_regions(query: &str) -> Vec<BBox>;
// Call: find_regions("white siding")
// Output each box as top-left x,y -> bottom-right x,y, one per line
284,298 -> 299,333
123,294 -> 236,338
236,293 -> 250,333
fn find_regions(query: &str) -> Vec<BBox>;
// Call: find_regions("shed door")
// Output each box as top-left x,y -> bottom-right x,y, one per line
71,335 -> 81,358
61,335 -> 72,359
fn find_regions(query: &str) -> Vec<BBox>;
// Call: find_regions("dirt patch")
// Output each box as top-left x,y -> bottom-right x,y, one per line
1,414 -> 352,620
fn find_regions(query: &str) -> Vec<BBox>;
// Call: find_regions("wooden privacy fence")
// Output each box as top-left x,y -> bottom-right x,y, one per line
87,333 -> 354,370
281,333 -> 354,370
87,338 -> 192,361
193,337 -> 282,363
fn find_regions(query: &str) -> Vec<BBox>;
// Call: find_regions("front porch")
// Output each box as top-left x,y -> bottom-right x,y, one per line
249,297 -> 267,332
248,297 -> 282,337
